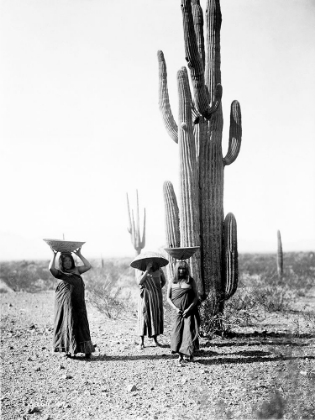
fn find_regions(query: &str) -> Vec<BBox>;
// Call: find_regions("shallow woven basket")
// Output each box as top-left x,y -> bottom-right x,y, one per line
43,239 -> 86,253
164,246 -> 200,260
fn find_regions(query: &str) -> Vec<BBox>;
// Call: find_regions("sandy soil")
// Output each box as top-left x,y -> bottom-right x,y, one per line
1,290 -> 315,420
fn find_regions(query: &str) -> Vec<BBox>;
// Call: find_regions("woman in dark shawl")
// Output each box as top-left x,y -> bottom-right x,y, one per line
136,261 -> 166,349
48,248 -> 95,358
167,260 -> 200,365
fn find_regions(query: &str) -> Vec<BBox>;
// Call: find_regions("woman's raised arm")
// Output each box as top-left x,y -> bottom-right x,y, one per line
73,248 -> 92,274
48,249 -> 60,278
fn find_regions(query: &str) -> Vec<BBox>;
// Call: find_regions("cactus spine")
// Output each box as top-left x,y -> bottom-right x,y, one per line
127,190 -> 146,256
158,0 -> 242,316
277,230 -> 283,279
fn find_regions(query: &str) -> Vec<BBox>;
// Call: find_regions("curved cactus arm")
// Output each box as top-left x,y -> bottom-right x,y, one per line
126,193 -> 132,234
131,209 -> 137,248
158,50 -> 178,144
178,67 -> 199,247
136,190 -> 140,243
223,212 -> 238,300
205,0 -> 222,97
163,181 -> 180,281
223,101 -> 242,166
140,208 -> 146,249
181,0 -> 221,120
163,181 -> 180,248
192,0 -> 205,72
181,67 -> 201,126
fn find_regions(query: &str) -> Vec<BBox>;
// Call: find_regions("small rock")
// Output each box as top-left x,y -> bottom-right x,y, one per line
59,364 -> 65,370
62,374 -> 73,379
27,406 -> 41,414
127,384 -> 137,392
34,366 -> 41,372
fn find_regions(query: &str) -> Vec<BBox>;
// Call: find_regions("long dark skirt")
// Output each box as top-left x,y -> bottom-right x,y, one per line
170,287 -> 200,357
137,274 -> 164,337
53,272 -> 94,355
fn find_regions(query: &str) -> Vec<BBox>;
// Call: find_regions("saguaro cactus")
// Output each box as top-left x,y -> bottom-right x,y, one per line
158,0 -> 242,316
127,190 -> 146,256
277,230 -> 283,279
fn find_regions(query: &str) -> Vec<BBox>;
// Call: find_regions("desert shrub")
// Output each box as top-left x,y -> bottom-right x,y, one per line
84,259 -> 137,319
200,289 -> 267,337
0,260 -> 54,292
199,260 -> 307,336
239,252 -> 315,293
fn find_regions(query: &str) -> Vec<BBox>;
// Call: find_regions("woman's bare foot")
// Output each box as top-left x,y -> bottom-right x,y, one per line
138,343 -> 145,350
177,354 -> 184,366
65,353 -> 76,359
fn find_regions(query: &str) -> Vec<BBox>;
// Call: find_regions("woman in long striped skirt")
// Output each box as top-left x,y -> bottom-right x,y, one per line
136,261 -> 166,349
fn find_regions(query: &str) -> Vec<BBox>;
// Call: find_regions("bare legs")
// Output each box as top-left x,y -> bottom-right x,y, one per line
153,335 -> 162,347
177,353 -> 194,366
177,353 -> 184,366
139,336 -> 145,350
139,335 -> 162,350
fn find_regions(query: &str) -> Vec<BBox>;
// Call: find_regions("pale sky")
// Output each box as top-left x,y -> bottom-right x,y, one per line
0,0 -> 314,261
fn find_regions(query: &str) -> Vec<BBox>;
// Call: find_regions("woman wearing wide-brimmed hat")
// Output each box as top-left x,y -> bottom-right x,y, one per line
130,252 -> 168,350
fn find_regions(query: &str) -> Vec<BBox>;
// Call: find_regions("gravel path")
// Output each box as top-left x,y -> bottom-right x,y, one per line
1,291 -> 315,419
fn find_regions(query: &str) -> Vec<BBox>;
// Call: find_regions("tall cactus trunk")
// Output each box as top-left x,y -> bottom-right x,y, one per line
178,68 -> 201,292
199,113 -> 225,312
277,230 -> 284,279
158,0 -> 242,324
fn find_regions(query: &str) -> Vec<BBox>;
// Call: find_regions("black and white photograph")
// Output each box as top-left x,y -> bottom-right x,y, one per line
1,0 -> 315,419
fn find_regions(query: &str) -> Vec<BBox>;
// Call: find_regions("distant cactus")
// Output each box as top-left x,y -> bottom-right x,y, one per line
126,190 -> 146,255
158,0 -> 242,317
277,230 -> 283,279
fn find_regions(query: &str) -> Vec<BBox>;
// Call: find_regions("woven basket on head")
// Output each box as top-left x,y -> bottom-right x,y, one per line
164,246 -> 200,261
43,239 -> 86,253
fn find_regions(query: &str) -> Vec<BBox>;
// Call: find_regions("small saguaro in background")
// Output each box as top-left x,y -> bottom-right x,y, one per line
126,190 -> 146,256
277,230 -> 284,279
